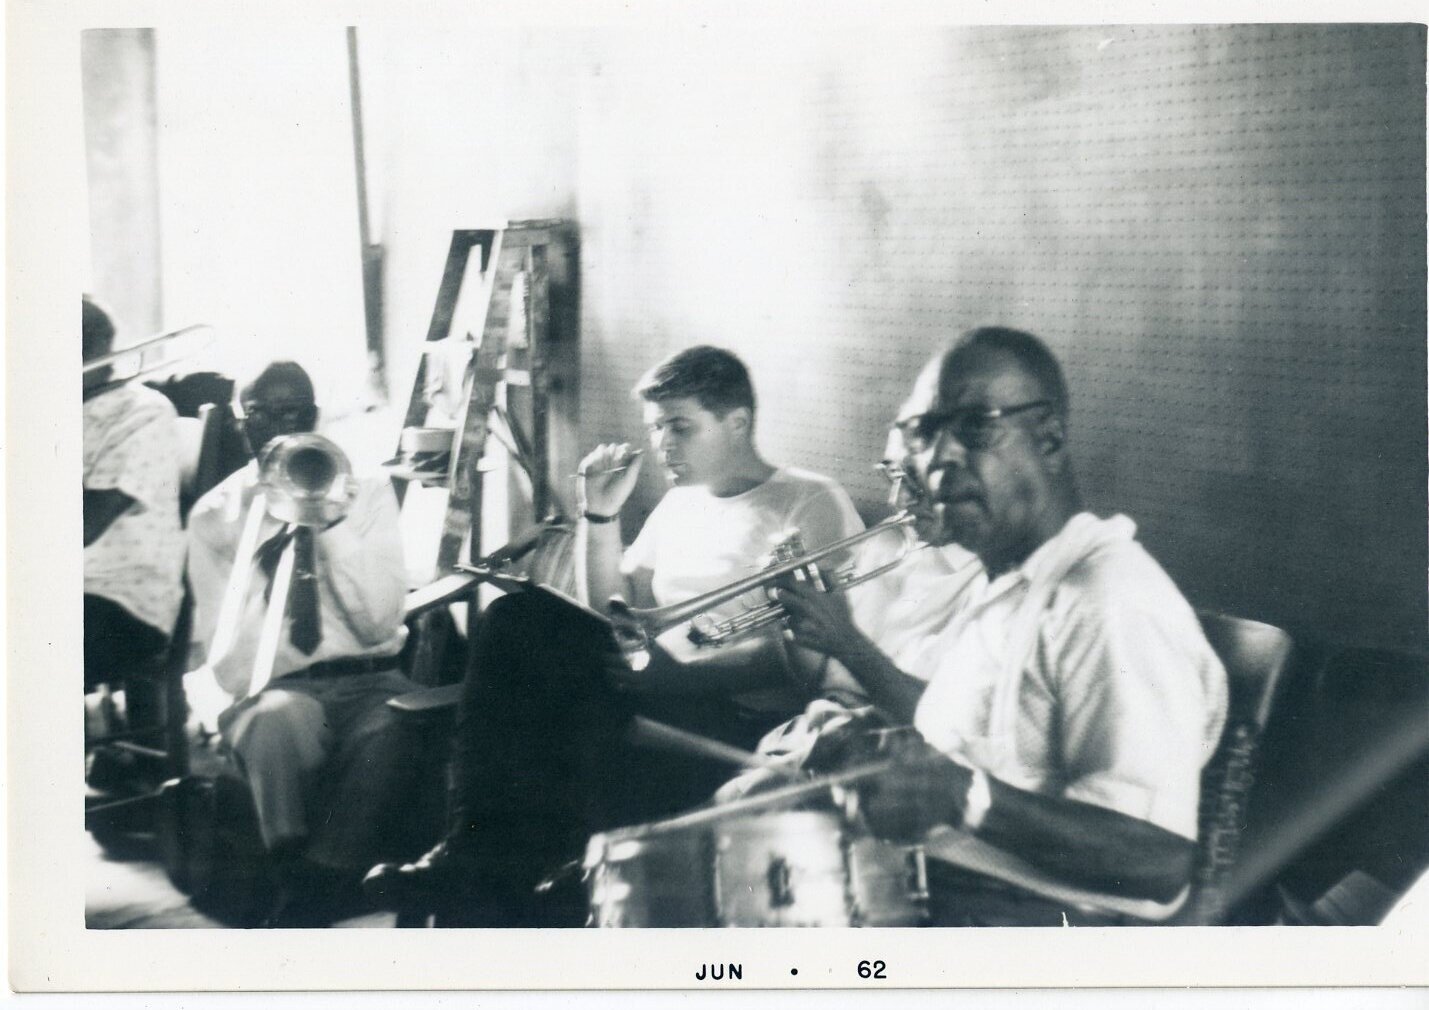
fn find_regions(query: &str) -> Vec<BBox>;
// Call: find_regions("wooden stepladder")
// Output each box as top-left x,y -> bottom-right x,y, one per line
391,220 -> 576,683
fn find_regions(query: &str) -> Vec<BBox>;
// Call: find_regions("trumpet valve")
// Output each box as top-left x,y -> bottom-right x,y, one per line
764,531 -> 806,566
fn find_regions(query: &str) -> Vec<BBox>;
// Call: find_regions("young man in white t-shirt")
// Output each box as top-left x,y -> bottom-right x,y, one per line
578,344 -> 863,717
364,346 -> 863,921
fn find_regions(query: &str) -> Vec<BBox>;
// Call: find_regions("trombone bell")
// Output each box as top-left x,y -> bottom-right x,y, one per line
259,433 -> 355,527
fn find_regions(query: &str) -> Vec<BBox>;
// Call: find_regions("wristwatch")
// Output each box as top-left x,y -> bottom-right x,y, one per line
961,767 -> 992,833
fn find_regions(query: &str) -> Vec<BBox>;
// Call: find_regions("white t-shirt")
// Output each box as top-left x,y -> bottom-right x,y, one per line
622,466 -> 864,613
83,383 -> 185,635
621,466 -> 864,709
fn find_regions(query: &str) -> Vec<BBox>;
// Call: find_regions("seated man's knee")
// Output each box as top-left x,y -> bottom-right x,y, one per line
224,690 -> 328,765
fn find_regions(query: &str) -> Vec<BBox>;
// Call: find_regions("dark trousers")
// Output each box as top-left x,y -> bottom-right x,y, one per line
218,668 -> 424,871
449,591 -> 781,883
84,593 -> 169,730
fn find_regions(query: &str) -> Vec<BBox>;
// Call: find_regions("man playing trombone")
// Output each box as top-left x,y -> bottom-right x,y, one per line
186,361 -> 420,926
83,296 -> 185,729
364,345 -> 864,920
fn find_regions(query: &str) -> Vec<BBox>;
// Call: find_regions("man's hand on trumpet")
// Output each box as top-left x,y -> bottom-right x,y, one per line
773,576 -> 868,664
577,443 -> 643,519
775,573 -> 930,725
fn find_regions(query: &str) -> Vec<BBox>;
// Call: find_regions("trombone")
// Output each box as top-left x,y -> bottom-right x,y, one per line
82,324 -> 215,399
611,462 -> 927,653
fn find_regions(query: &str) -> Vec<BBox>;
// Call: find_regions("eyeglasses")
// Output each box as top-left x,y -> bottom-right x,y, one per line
897,400 -> 1053,452
238,403 -> 314,428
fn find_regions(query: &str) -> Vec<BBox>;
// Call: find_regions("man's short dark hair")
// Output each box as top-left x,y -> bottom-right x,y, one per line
633,345 -> 756,417
953,326 -> 1070,415
241,360 -> 316,406
83,295 -> 116,362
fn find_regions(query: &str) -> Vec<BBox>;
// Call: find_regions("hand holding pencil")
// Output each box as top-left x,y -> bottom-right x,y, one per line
577,443 -> 644,519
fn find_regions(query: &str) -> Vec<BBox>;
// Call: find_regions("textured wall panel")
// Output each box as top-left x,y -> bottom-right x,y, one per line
575,25 -> 1426,653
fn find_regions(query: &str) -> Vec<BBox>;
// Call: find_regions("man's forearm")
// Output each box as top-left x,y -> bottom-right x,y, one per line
978,780 -> 1196,902
831,634 -> 927,724
575,520 -> 627,612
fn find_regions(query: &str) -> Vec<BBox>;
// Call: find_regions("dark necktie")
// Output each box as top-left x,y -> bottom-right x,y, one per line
254,522 -> 322,654
288,526 -> 322,654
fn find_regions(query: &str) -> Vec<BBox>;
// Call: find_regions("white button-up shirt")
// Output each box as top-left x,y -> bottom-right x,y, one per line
913,512 -> 1228,918
187,461 -> 408,699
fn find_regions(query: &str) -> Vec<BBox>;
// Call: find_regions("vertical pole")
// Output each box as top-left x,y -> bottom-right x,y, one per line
526,243 -> 551,520
347,27 -> 386,400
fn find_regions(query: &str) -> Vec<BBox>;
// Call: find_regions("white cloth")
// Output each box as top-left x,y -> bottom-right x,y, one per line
187,461 -> 408,699
912,512 -> 1228,919
83,383 -> 185,635
621,465 -> 864,710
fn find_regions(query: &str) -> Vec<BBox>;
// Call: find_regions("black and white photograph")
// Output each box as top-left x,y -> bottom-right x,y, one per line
7,0 -> 1429,996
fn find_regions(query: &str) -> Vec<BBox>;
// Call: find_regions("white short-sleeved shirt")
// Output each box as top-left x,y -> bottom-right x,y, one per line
621,466 -> 864,709
622,466 -> 864,612
913,512 -> 1228,918
913,513 -> 1227,836
83,383 -> 185,635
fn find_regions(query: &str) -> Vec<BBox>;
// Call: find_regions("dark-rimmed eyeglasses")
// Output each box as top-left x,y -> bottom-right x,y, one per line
897,400 -> 1053,452
237,403 -> 315,429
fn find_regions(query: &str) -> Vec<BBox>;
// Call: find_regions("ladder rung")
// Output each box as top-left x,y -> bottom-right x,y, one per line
384,464 -> 450,487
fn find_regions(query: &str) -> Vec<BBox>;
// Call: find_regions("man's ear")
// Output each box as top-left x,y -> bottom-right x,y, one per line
1036,413 -> 1067,465
725,406 -> 753,438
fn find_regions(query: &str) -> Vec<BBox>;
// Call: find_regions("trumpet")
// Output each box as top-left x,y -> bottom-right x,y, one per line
258,433 -> 355,527
611,510 -> 925,653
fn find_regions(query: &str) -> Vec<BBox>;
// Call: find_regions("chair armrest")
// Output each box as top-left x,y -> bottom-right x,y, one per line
386,683 -> 462,721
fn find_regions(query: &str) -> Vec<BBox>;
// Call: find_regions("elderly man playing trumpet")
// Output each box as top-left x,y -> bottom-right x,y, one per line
187,360 -> 419,926
765,327 -> 1229,925
364,345 -> 864,921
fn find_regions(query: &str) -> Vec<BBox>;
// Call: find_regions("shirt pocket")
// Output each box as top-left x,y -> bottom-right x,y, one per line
916,631 -> 1006,756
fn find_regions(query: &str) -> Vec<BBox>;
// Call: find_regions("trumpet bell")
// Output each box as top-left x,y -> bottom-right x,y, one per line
259,433 -> 355,527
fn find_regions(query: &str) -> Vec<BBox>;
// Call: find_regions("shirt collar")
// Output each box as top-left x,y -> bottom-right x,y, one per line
982,511 -> 1137,598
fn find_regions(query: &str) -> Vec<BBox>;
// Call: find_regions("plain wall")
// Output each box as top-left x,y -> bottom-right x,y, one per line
87,24 -> 1427,654
568,24 -> 1427,655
